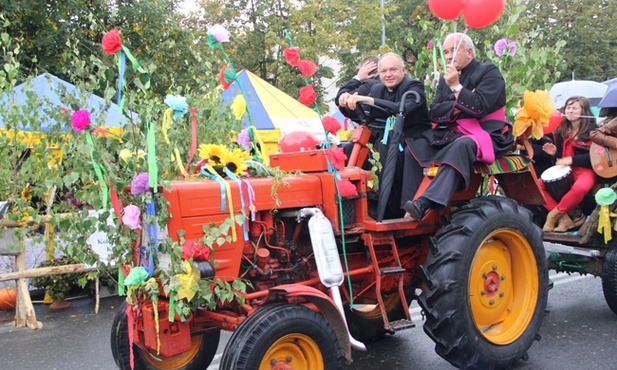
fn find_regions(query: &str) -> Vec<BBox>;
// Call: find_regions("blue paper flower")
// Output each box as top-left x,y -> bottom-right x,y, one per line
164,94 -> 188,119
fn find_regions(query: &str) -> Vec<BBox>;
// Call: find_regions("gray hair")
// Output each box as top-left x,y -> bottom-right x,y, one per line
445,33 -> 475,57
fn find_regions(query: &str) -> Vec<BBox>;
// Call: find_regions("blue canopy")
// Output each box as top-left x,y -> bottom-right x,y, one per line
0,73 -> 137,131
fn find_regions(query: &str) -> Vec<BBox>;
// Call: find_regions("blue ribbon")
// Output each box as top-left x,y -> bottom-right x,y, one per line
117,50 -> 126,112
224,168 -> 249,241
200,167 -> 227,211
140,198 -> 158,278
381,116 -> 394,145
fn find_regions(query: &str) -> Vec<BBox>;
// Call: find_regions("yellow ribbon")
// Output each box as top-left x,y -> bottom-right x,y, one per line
597,205 -> 617,244
175,261 -> 200,302
205,163 -> 237,241
161,108 -> 189,177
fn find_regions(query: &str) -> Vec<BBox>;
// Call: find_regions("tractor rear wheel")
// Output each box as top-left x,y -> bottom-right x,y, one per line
110,302 -> 220,370
418,196 -> 549,370
220,304 -> 343,370
602,242 -> 617,315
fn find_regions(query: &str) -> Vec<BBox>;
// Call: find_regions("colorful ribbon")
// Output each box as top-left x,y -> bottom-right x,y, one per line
242,179 -> 256,221
203,164 -> 237,241
146,121 -> 158,192
225,168 -> 249,240
85,131 -> 109,209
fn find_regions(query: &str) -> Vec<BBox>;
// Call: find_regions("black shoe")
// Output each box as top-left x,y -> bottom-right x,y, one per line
404,198 -> 431,221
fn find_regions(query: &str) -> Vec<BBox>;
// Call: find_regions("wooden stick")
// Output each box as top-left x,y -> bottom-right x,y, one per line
0,263 -> 97,282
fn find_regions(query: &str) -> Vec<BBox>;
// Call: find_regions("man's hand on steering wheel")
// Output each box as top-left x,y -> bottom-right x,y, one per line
354,101 -> 395,125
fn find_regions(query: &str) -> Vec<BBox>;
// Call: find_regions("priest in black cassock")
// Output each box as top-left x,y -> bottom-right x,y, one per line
402,33 -> 514,220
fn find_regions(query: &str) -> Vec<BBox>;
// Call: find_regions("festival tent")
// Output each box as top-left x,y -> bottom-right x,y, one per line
220,70 -> 328,155
0,73 -> 137,132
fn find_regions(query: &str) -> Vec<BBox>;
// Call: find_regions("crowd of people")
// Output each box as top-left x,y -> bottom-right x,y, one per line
335,32 -> 614,232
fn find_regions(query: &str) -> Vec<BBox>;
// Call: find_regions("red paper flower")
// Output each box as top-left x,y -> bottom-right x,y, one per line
326,148 -> 346,171
322,116 -> 342,135
298,85 -> 316,106
284,47 -> 300,67
297,60 -> 317,78
102,29 -> 122,55
181,239 -> 210,261
219,66 -> 232,90
338,178 -> 357,197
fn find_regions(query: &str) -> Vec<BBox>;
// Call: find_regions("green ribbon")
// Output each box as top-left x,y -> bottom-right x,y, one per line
118,267 -> 125,296
86,131 -> 109,209
147,121 -> 158,193
122,46 -> 151,90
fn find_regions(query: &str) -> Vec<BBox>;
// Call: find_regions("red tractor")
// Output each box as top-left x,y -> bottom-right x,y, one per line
110,97 -> 550,370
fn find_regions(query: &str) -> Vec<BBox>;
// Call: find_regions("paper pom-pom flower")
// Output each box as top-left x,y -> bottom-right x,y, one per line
322,116 -> 342,135
164,94 -> 188,119
513,90 -> 555,139
122,205 -> 141,230
182,239 -> 210,261
231,95 -> 247,120
325,148 -> 347,171
219,65 -> 237,90
102,29 -> 122,55
237,128 -> 252,152
207,24 -> 230,47
284,47 -> 300,67
130,172 -> 150,195
298,85 -> 317,106
494,38 -> 517,57
71,109 -> 91,132
338,178 -> 358,197
297,60 -> 317,78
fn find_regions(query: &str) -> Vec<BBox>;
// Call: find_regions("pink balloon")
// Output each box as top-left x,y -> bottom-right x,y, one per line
544,110 -> 563,135
463,0 -> 506,29
428,0 -> 463,21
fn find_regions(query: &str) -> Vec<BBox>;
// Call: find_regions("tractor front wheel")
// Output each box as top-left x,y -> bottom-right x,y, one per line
418,196 -> 549,369
602,241 -> 617,315
220,304 -> 343,370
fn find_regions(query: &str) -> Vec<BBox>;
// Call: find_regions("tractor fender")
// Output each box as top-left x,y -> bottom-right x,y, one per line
265,284 -> 352,362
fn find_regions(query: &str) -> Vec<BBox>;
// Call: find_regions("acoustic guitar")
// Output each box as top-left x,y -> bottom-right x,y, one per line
590,142 -> 617,178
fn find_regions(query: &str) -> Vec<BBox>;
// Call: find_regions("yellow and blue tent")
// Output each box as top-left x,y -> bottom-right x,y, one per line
220,70 -> 327,155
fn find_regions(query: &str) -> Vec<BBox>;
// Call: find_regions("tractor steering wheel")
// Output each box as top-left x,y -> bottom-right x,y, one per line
354,102 -> 395,125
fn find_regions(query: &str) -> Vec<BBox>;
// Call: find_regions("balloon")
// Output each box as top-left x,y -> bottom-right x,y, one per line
279,131 -> 320,153
428,0 -> 463,21
544,110 -> 563,135
463,0 -> 506,29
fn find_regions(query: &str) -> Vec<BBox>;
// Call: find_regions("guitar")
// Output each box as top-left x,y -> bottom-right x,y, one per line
590,142 -> 617,178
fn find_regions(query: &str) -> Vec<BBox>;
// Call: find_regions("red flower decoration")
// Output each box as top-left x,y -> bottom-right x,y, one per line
322,116 -> 342,135
284,47 -> 300,67
297,60 -> 317,78
181,239 -> 210,261
219,66 -> 232,90
101,29 -> 122,55
338,178 -> 357,197
298,85 -> 316,106
325,148 -> 346,171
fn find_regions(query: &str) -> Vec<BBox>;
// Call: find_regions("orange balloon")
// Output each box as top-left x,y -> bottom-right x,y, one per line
0,287 -> 17,310
463,0 -> 506,29
544,110 -> 563,135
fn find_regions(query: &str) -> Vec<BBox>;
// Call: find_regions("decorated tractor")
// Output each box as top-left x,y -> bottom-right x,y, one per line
110,96 -> 550,370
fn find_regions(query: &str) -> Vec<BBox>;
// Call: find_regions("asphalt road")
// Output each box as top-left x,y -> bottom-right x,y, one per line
0,271 -> 615,370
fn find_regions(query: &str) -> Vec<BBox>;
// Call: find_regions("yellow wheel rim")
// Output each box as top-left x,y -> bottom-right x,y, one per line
142,335 -> 202,369
259,333 -> 324,370
469,229 -> 539,345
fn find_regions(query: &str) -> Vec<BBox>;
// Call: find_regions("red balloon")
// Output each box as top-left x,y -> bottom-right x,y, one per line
463,0 -> 506,29
543,110 -> 563,135
279,131 -> 320,153
428,0 -> 463,21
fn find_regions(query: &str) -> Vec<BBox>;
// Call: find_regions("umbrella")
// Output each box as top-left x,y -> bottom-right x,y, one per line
376,90 -> 420,222
598,78 -> 617,108
549,80 -> 607,109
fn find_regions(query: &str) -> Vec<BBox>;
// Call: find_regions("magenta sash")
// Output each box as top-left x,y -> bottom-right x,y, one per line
452,107 -> 506,164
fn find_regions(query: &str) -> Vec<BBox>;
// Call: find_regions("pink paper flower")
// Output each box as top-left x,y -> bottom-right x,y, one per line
284,47 -> 300,67
209,25 -> 230,43
130,173 -> 150,195
122,205 -> 141,230
322,116 -> 342,135
71,109 -> 91,132
237,128 -> 252,152
101,29 -> 122,55
297,85 -> 316,106
494,38 -> 517,57
427,40 -> 433,49
297,60 -> 317,77
338,178 -> 357,197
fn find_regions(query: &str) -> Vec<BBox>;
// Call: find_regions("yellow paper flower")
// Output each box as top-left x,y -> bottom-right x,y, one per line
175,261 -> 199,302
119,148 -> 147,163
513,90 -> 555,139
222,150 -> 248,176
198,144 -> 228,165
231,95 -> 247,120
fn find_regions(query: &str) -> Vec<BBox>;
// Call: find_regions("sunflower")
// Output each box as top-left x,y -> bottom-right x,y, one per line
231,147 -> 251,161
198,144 -> 229,165
20,183 -> 32,202
221,150 -> 248,176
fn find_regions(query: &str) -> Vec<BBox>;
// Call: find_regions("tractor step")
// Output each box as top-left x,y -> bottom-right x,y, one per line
387,319 -> 415,332
379,266 -> 407,275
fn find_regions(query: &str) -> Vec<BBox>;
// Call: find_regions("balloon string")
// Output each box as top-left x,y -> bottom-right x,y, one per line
450,28 -> 468,67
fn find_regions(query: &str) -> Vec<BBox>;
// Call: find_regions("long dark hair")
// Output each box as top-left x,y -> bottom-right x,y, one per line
600,107 -> 617,121
554,96 -> 596,141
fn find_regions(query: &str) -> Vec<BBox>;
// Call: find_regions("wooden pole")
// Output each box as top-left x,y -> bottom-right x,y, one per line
11,231 -> 42,330
0,263 -> 89,282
